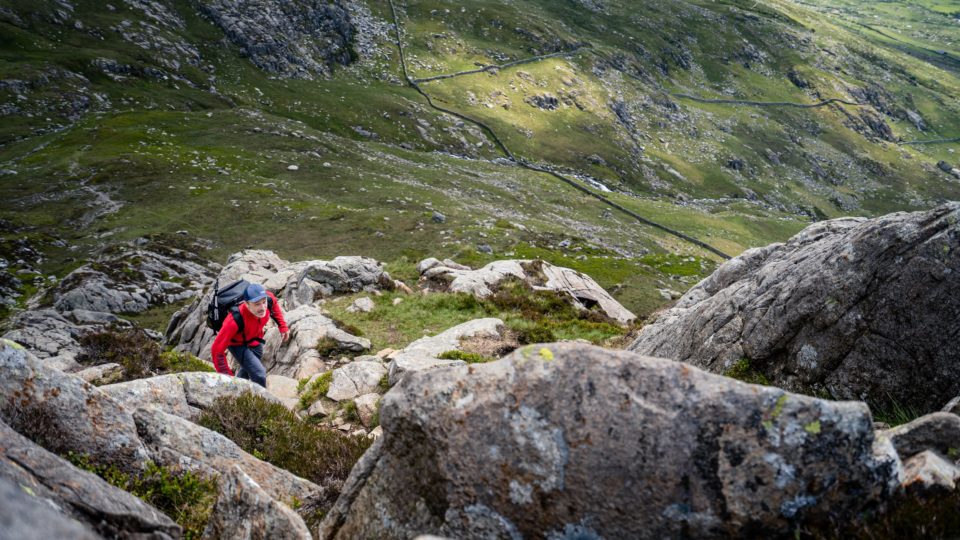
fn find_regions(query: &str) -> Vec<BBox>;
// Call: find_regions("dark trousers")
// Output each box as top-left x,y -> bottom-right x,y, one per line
227,343 -> 266,387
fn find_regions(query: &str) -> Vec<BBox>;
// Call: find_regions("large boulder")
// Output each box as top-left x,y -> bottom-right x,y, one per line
386,318 -> 506,385
629,203 -> 960,411
327,361 -> 387,402
419,258 -> 635,324
262,305 -> 371,379
320,343 -> 900,539
133,407 -> 324,506
0,420 -> 180,539
204,465 -> 312,540
0,340 -> 149,472
164,252 -> 385,378
100,372 -> 281,420
0,474 -> 101,540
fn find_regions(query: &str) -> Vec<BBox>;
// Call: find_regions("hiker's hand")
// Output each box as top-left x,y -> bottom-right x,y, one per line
281,331 -> 289,343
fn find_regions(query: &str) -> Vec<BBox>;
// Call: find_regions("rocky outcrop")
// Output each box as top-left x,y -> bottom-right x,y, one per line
418,258 -> 635,324
133,407 -> 323,506
629,204 -> 960,411
2,237 -> 217,370
0,420 -> 181,539
0,340 -> 149,472
204,465 -> 312,540
100,372 -> 280,421
165,251 -> 387,378
195,0 -> 355,79
386,318 -> 506,385
263,305 -> 371,380
319,343 -> 901,539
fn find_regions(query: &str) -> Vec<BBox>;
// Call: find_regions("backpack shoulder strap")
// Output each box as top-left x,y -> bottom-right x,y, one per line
230,307 -> 245,340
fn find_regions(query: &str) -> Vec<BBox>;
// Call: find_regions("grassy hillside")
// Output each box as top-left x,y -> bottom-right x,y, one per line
1,0 -> 957,322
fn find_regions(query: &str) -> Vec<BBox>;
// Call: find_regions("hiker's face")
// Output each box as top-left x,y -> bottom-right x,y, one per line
246,298 -> 268,317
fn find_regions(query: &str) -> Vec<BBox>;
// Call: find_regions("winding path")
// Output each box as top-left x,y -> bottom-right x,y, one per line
413,47 -> 589,84
385,0 -> 732,260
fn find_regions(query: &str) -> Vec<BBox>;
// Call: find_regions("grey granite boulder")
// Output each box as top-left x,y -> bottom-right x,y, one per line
327,361 -> 387,402
419,259 -> 635,324
100,372 -> 280,420
204,465 -> 311,540
0,420 -> 180,539
263,305 -> 371,379
386,318 -> 505,385
629,203 -> 960,411
320,343 -> 900,539
0,340 -> 148,472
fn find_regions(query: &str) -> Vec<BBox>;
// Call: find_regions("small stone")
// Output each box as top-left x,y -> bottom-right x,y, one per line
392,298 -> 403,306
287,164 -> 299,171
431,211 -> 446,223
477,244 -> 493,255
354,393 -> 380,427
346,297 -> 375,313
307,400 -> 328,418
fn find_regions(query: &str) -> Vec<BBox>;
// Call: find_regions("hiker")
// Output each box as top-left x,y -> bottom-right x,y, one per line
210,283 -> 288,387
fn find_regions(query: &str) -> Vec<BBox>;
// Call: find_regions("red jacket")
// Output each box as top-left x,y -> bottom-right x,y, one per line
211,292 -> 288,375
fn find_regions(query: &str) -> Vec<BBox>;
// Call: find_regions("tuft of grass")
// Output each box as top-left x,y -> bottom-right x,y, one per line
436,350 -> 493,363
298,371 -> 333,410
871,396 -> 924,427
196,392 -> 370,519
340,400 -> 360,424
376,373 -> 391,394
67,453 -> 217,540
722,358 -> 771,386
78,327 -> 163,381
159,350 -> 215,373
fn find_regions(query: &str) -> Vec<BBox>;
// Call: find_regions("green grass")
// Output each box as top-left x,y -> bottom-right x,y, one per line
299,371 -> 333,410
722,358 -> 772,386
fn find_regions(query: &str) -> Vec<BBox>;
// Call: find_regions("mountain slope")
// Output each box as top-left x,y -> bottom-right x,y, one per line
1,0 -> 958,321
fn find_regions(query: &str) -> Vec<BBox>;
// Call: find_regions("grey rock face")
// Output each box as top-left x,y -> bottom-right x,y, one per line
419,259 -> 635,324
100,372 -> 280,420
263,305 -> 371,379
320,343 -> 899,539
0,420 -> 180,539
196,0 -> 355,79
0,474 -> 100,540
0,340 -> 149,472
133,408 -> 323,506
204,465 -> 312,540
629,203 -> 960,411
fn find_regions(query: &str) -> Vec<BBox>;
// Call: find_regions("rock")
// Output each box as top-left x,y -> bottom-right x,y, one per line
0,474 -> 99,540
73,362 -> 123,385
133,408 -> 323,505
900,450 -> 960,493
368,426 -> 383,440
0,340 -> 148,472
346,297 -> 375,313
906,110 -> 926,131
166,252 -> 384,378
267,374 -> 301,401
204,465 -> 312,540
327,361 -> 387,401
431,211 -> 446,223
319,343 -> 900,539
937,160 -> 953,173
387,318 -> 505,385
629,204 -> 960,411
0,420 -> 181,539
307,399 -> 329,418
476,244 -> 493,255
101,372 -> 280,420
879,412 -> 960,461
942,396 -> 960,416
287,164 -> 299,171
263,305 -> 370,379
195,0 -> 354,79
353,393 -> 380,427
524,93 -> 560,110
420,259 -> 635,324
3,309 -> 93,370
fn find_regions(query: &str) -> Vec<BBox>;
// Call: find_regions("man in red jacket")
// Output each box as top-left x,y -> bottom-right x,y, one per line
210,283 -> 288,387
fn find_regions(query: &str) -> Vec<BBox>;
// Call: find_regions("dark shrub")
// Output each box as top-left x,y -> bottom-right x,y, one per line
196,392 -> 371,518
78,327 -> 162,381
